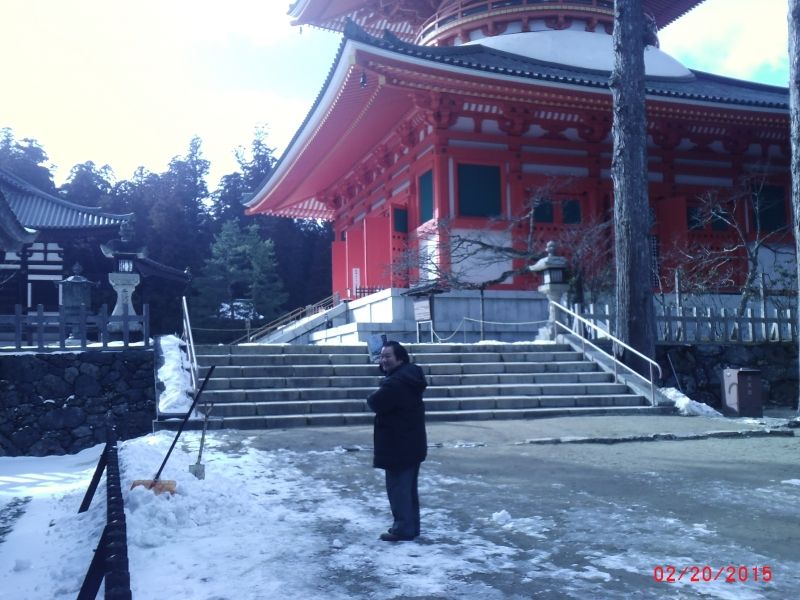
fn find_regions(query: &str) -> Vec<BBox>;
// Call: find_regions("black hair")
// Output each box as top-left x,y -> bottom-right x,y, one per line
382,340 -> 409,364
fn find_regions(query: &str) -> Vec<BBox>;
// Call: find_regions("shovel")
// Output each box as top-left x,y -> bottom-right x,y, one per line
189,399 -> 215,480
131,365 -> 215,494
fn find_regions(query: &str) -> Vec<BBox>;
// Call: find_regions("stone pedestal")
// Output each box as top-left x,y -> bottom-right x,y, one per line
529,242 -> 570,340
537,282 -> 569,340
108,272 -> 142,333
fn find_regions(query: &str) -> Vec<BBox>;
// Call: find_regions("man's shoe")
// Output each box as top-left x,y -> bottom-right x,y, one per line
379,532 -> 414,542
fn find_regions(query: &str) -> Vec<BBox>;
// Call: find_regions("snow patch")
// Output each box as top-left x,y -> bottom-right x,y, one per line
661,387 -> 723,417
157,335 -> 194,414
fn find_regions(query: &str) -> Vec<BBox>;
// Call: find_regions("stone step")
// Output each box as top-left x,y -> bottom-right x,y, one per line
197,353 -> 372,367
155,405 -> 672,432
198,382 -> 631,403
194,344 -> 366,355
406,343 -> 572,353
200,360 -> 601,379
156,341 -> 657,431
203,371 -> 614,391
194,343 -> 572,356
197,351 -> 585,368
202,394 -> 648,418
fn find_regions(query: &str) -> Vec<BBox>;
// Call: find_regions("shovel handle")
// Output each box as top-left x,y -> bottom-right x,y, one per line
153,365 -> 215,481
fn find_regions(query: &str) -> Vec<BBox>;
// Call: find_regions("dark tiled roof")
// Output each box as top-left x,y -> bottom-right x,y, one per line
0,167 -> 131,230
349,24 -> 789,110
248,21 -> 788,207
0,190 -> 37,250
135,256 -> 191,283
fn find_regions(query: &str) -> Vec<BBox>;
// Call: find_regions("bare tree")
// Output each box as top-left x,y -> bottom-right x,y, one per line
661,173 -> 791,313
609,0 -> 657,372
391,188 -> 614,304
789,0 -> 800,414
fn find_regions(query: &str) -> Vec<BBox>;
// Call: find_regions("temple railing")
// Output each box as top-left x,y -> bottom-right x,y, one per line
229,294 -> 338,344
181,296 -> 198,393
0,304 -> 150,352
416,0 -> 615,45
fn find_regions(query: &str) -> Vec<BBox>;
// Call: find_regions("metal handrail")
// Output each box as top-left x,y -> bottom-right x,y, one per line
550,301 -> 662,407
229,294 -> 338,345
181,296 -> 198,393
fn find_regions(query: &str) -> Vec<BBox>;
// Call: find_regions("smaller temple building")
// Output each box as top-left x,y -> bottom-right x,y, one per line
0,167 -> 131,314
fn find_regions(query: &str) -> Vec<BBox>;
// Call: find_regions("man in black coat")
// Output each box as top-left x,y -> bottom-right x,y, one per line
367,340 -> 428,542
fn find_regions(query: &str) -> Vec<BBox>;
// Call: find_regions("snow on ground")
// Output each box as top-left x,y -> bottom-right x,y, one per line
2,427 -> 799,599
0,433 -> 545,599
661,387 -> 724,417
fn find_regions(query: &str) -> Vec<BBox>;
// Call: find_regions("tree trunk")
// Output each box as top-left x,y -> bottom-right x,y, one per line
788,0 -> 800,414
610,0 -> 657,375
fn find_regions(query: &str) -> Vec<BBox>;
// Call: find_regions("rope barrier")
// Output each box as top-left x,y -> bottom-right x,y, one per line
462,317 -> 550,327
191,326 -> 254,332
426,316 -> 550,342
430,318 -> 468,342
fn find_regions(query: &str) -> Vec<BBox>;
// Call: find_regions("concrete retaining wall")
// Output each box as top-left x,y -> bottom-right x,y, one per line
275,288 -> 551,344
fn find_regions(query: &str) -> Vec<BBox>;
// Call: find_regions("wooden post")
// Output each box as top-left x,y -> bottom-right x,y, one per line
759,273 -> 768,342
14,304 -> 23,349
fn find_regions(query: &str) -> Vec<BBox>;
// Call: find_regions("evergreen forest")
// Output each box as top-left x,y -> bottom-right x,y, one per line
0,127 -> 332,342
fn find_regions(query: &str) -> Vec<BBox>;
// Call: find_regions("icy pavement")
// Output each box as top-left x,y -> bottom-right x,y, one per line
1,415 -> 799,599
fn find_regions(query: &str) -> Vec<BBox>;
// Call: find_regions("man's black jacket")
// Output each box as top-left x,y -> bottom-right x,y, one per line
367,362 -> 427,469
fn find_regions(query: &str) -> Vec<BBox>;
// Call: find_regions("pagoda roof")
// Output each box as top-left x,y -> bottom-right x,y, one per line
0,167 -> 131,231
289,0 -> 708,41
246,23 -> 789,221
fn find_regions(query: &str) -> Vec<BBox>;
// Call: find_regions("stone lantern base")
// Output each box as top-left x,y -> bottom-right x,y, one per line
108,272 -> 142,333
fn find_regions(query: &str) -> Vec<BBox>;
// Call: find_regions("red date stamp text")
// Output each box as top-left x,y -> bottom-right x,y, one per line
653,565 -> 772,584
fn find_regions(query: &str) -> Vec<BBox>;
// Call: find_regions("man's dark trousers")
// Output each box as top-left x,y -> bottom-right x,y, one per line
385,463 -> 421,539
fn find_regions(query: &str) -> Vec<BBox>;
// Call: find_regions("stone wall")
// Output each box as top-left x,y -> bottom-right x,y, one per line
657,344 -> 799,410
0,350 -> 155,457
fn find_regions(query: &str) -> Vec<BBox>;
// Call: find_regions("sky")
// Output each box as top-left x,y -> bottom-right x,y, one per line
0,0 -> 792,191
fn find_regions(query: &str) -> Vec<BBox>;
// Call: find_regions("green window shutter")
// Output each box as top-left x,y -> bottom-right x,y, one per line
457,164 -> 501,217
686,206 -> 703,230
562,199 -> 582,224
533,199 -> 553,223
419,170 -> 433,223
393,208 -> 408,233
752,184 -> 786,232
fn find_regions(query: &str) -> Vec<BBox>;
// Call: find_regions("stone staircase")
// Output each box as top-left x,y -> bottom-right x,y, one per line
155,342 -> 669,430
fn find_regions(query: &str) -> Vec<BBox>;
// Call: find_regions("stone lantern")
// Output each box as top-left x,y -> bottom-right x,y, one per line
529,241 -> 569,340
56,263 -> 97,344
101,221 -> 144,334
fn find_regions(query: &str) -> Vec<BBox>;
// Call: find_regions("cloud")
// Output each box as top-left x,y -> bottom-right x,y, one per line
659,0 -> 788,83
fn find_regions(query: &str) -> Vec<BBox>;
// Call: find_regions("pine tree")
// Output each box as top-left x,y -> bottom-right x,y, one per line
193,221 -> 286,321
60,161 -> 115,208
0,128 -> 56,193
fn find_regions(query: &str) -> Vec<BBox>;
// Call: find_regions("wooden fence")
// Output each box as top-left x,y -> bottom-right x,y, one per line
572,303 -> 797,344
0,304 -> 150,352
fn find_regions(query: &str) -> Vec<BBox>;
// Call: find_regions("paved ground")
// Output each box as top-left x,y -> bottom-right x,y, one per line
226,409 -> 800,599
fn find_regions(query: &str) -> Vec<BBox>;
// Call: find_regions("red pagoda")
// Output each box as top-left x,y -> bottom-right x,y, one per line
245,0 -> 790,301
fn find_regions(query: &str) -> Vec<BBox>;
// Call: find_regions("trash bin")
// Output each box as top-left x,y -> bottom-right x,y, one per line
721,368 -> 763,418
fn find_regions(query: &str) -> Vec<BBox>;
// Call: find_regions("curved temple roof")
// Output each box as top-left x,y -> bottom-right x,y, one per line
0,190 -> 37,251
0,167 -> 131,231
246,20 -> 788,221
